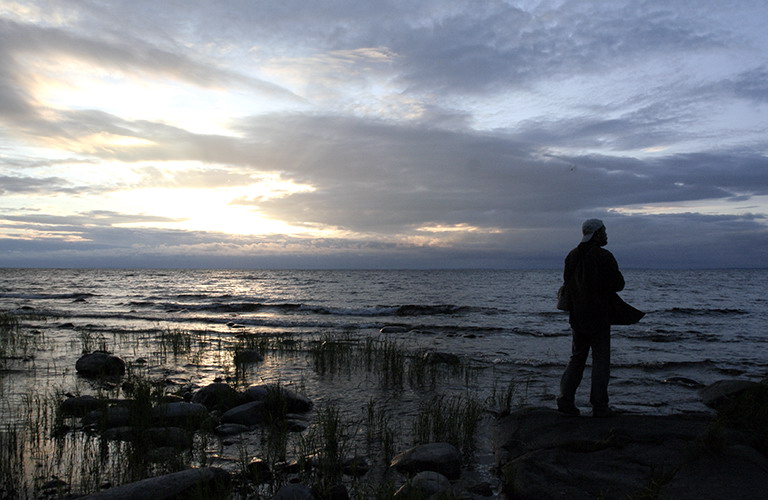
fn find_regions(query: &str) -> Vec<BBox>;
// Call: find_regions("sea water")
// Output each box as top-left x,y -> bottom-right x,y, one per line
0,268 -> 766,492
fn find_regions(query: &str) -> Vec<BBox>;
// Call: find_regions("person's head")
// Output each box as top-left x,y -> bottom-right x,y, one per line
581,218 -> 607,246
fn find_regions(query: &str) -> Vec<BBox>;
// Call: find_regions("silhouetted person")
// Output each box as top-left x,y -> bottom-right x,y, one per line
557,219 -> 624,417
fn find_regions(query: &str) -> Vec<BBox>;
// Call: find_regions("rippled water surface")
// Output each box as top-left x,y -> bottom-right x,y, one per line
1,268 -> 766,495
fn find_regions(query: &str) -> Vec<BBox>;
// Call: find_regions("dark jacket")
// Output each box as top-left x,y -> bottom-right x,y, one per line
564,242 -> 625,328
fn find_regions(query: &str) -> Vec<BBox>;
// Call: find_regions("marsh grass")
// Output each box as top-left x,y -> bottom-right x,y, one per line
0,311 -> 41,365
295,404 -> 357,496
159,326 -> 193,357
413,394 -> 484,456
487,379 -> 523,417
364,398 -> 398,463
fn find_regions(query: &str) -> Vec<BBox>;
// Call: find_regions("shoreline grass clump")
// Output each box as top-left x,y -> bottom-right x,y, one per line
159,326 -> 193,357
0,311 -> 41,365
413,394 -> 484,457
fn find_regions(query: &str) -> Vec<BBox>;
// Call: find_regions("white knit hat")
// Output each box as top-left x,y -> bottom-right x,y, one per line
581,218 -> 605,243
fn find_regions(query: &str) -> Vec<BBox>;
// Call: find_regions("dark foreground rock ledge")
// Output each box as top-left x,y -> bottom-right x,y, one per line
495,407 -> 768,500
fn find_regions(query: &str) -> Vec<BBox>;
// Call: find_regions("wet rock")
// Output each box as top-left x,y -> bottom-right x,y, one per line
272,483 -> 315,500
662,376 -> 705,388
61,395 -> 105,417
494,407 -> 713,499
246,458 -> 273,484
660,445 -> 768,500
244,384 -> 313,413
394,471 -> 451,498
700,379 -> 761,408
76,352 -> 126,377
151,402 -> 208,427
41,478 -> 69,490
77,467 -> 230,499
191,382 -> 240,411
82,407 -> 132,428
390,442 -> 462,480
285,416 -> 310,432
234,349 -> 264,364
420,351 -> 460,365
220,401 -> 267,426
215,423 -> 250,436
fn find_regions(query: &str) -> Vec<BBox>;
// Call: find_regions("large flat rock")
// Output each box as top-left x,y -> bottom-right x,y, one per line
78,467 -> 230,499
494,407 -> 767,499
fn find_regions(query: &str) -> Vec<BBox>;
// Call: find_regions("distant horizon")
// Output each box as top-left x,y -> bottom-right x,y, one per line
2,265 -> 766,271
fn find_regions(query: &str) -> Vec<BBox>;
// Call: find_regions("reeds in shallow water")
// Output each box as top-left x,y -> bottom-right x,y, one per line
413,394 -> 484,456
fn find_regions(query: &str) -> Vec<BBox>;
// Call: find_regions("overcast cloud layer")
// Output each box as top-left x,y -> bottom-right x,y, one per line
1,0 -> 767,269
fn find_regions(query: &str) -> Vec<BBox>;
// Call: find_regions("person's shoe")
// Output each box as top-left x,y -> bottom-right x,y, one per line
557,404 -> 581,416
592,406 -> 616,418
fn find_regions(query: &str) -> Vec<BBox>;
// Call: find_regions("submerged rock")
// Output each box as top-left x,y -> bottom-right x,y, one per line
234,349 -> 264,364
420,351 -> 461,365
700,379 -> 761,408
394,471 -> 451,498
78,467 -> 230,499
390,442 -> 462,480
82,407 -> 132,428
61,395 -> 105,416
76,352 -> 126,377
243,384 -> 313,413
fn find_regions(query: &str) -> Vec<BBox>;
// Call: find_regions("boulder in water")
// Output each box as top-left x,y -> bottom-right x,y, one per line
220,401 -> 267,426
700,379 -> 761,408
244,384 -> 313,413
191,382 -> 240,411
77,466 -> 230,499
76,352 -> 126,377
151,402 -> 208,427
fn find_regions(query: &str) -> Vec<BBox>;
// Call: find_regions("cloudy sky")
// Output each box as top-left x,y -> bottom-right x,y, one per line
1,0 -> 767,269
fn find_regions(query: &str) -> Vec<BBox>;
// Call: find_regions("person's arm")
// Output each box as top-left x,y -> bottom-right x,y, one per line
598,250 -> 625,292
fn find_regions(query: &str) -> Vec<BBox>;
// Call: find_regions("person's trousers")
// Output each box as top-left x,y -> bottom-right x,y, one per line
558,323 -> 611,409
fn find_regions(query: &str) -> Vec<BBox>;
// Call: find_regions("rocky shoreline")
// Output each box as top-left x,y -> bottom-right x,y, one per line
66,351 -> 768,500
495,379 -> 768,500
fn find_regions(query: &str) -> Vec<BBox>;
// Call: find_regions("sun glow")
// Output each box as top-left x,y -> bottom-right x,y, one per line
110,183 -> 321,236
